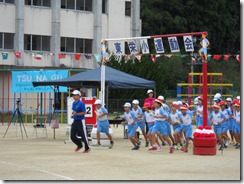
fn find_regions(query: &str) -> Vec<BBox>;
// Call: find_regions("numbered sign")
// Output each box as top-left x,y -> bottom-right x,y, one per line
85,104 -> 93,118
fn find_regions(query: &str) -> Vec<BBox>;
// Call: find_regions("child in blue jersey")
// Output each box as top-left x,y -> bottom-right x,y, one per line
158,96 -> 176,147
219,101 -> 232,147
226,98 -> 235,144
121,102 -> 140,150
195,96 -> 203,127
169,103 -> 183,150
132,99 -> 148,147
148,98 -> 174,153
210,104 -> 226,150
94,100 -> 114,149
179,105 -> 194,152
233,102 -> 240,149
198,32 -> 210,61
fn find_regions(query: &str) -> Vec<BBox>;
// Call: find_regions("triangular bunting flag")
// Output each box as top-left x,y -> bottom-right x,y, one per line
207,55 -> 212,61
94,53 -> 102,62
151,55 -> 156,63
58,53 -> 66,59
85,54 -> 92,59
165,54 -> 173,58
33,53 -> 43,60
135,54 -> 142,62
192,57 -> 196,63
223,55 -> 230,61
236,54 -> 240,63
2,52 -> 8,60
213,55 -> 221,60
50,52 -> 55,56
75,53 -> 81,61
125,54 -> 131,61
14,52 -> 21,59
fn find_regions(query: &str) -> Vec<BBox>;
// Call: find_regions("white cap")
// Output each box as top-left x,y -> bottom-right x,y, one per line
236,96 -> 240,100
147,89 -> 153,94
72,90 -> 81,96
226,98 -> 232,102
123,102 -> 131,107
94,99 -> 102,105
215,93 -> 222,98
177,101 -> 183,106
172,101 -> 178,105
158,95 -> 164,101
194,97 -> 199,105
132,99 -> 139,105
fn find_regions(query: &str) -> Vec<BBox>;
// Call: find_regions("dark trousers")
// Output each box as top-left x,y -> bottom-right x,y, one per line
145,122 -> 149,134
71,119 -> 90,150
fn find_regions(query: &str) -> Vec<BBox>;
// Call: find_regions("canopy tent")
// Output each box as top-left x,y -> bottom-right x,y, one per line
32,66 -> 155,89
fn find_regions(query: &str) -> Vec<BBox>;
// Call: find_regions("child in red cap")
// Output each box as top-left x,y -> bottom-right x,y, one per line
198,33 -> 210,61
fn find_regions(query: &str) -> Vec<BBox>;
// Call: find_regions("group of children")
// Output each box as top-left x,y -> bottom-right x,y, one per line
93,91 -> 240,153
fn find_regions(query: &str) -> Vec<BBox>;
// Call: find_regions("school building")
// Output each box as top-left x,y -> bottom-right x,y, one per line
0,0 -> 141,123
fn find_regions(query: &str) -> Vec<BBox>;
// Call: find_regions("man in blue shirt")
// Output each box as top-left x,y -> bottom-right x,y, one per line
71,90 -> 90,153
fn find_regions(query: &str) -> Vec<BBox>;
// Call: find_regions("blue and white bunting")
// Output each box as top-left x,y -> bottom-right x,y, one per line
140,39 -> 150,54
127,40 -> 138,54
154,38 -> 165,53
168,37 -> 180,52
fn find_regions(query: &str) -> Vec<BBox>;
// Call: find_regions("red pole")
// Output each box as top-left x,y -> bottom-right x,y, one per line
202,61 -> 208,127
188,73 -> 192,106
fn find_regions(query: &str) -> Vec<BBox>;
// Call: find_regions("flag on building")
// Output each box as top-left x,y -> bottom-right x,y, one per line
85,54 -> 92,59
151,55 -> 156,63
183,36 -> 194,52
75,53 -> 81,61
2,52 -> 8,60
213,54 -> 221,60
58,53 -> 66,59
14,51 -> 21,59
140,39 -> 150,54
223,55 -> 230,61
154,38 -> 165,53
236,54 -> 240,63
33,53 -> 43,60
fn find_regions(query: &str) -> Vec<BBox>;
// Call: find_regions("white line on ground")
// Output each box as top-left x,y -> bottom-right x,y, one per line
0,161 -> 74,180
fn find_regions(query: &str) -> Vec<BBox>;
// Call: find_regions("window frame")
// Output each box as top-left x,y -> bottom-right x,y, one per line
25,0 -> 51,8
60,37 -> 92,54
24,34 -> 50,51
61,0 -> 93,12
0,32 -> 14,50
125,1 -> 131,17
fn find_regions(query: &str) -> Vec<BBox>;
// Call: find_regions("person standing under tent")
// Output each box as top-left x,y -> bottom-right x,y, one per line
94,99 -> 114,149
132,99 -> 149,147
71,90 -> 90,153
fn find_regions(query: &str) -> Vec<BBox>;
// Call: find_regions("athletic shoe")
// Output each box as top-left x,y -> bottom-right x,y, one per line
181,147 -> 188,152
148,146 -> 157,151
137,141 -> 141,146
218,145 -> 224,150
235,144 -> 240,149
131,145 -> 140,150
177,145 -> 182,150
109,142 -> 114,149
169,146 -> 174,154
233,143 -> 238,147
223,144 -> 228,148
83,149 -> 91,153
93,143 -> 101,147
74,146 -> 82,152
157,146 -> 163,152
225,141 -> 229,146
145,142 -> 149,147
174,144 -> 178,149
162,142 -> 166,146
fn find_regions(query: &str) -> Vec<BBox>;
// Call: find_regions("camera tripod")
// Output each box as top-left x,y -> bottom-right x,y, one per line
3,100 -> 28,139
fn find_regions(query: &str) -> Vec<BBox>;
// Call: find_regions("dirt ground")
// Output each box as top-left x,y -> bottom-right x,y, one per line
0,123 -> 241,181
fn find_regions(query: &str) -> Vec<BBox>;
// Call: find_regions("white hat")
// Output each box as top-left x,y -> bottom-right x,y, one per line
72,90 -> 81,96
172,101 -> 178,105
236,96 -> 240,100
147,89 -> 153,94
94,99 -> 102,105
158,95 -> 164,101
177,101 -> 183,106
226,98 -> 232,102
215,93 -> 222,98
194,97 -> 199,105
123,102 -> 131,107
132,99 -> 139,105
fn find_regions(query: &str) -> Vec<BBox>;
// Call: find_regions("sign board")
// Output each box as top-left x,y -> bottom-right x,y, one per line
12,70 -> 68,93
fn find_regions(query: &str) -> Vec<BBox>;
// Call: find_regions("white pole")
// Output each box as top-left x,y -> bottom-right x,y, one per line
100,40 -> 106,106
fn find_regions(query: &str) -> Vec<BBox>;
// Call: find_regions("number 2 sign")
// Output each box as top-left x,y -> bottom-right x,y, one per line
81,97 -> 96,125
85,104 -> 93,118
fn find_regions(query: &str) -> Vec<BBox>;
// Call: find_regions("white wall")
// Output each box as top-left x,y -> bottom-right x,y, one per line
0,3 -> 15,33
24,6 -> 52,36
60,10 -> 94,39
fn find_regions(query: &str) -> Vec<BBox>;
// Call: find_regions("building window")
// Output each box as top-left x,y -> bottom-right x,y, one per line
25,0 -> 51,7
125,1 -> 131,16
0,32 -> 14,50
24,34 -> 50,51
0,0 -> 15,3
61,37 -> 92,53
102,0 -> 107,14
61,0 -> 92,11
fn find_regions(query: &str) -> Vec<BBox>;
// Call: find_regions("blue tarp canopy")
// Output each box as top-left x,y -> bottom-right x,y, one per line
32,66 -> 155,89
